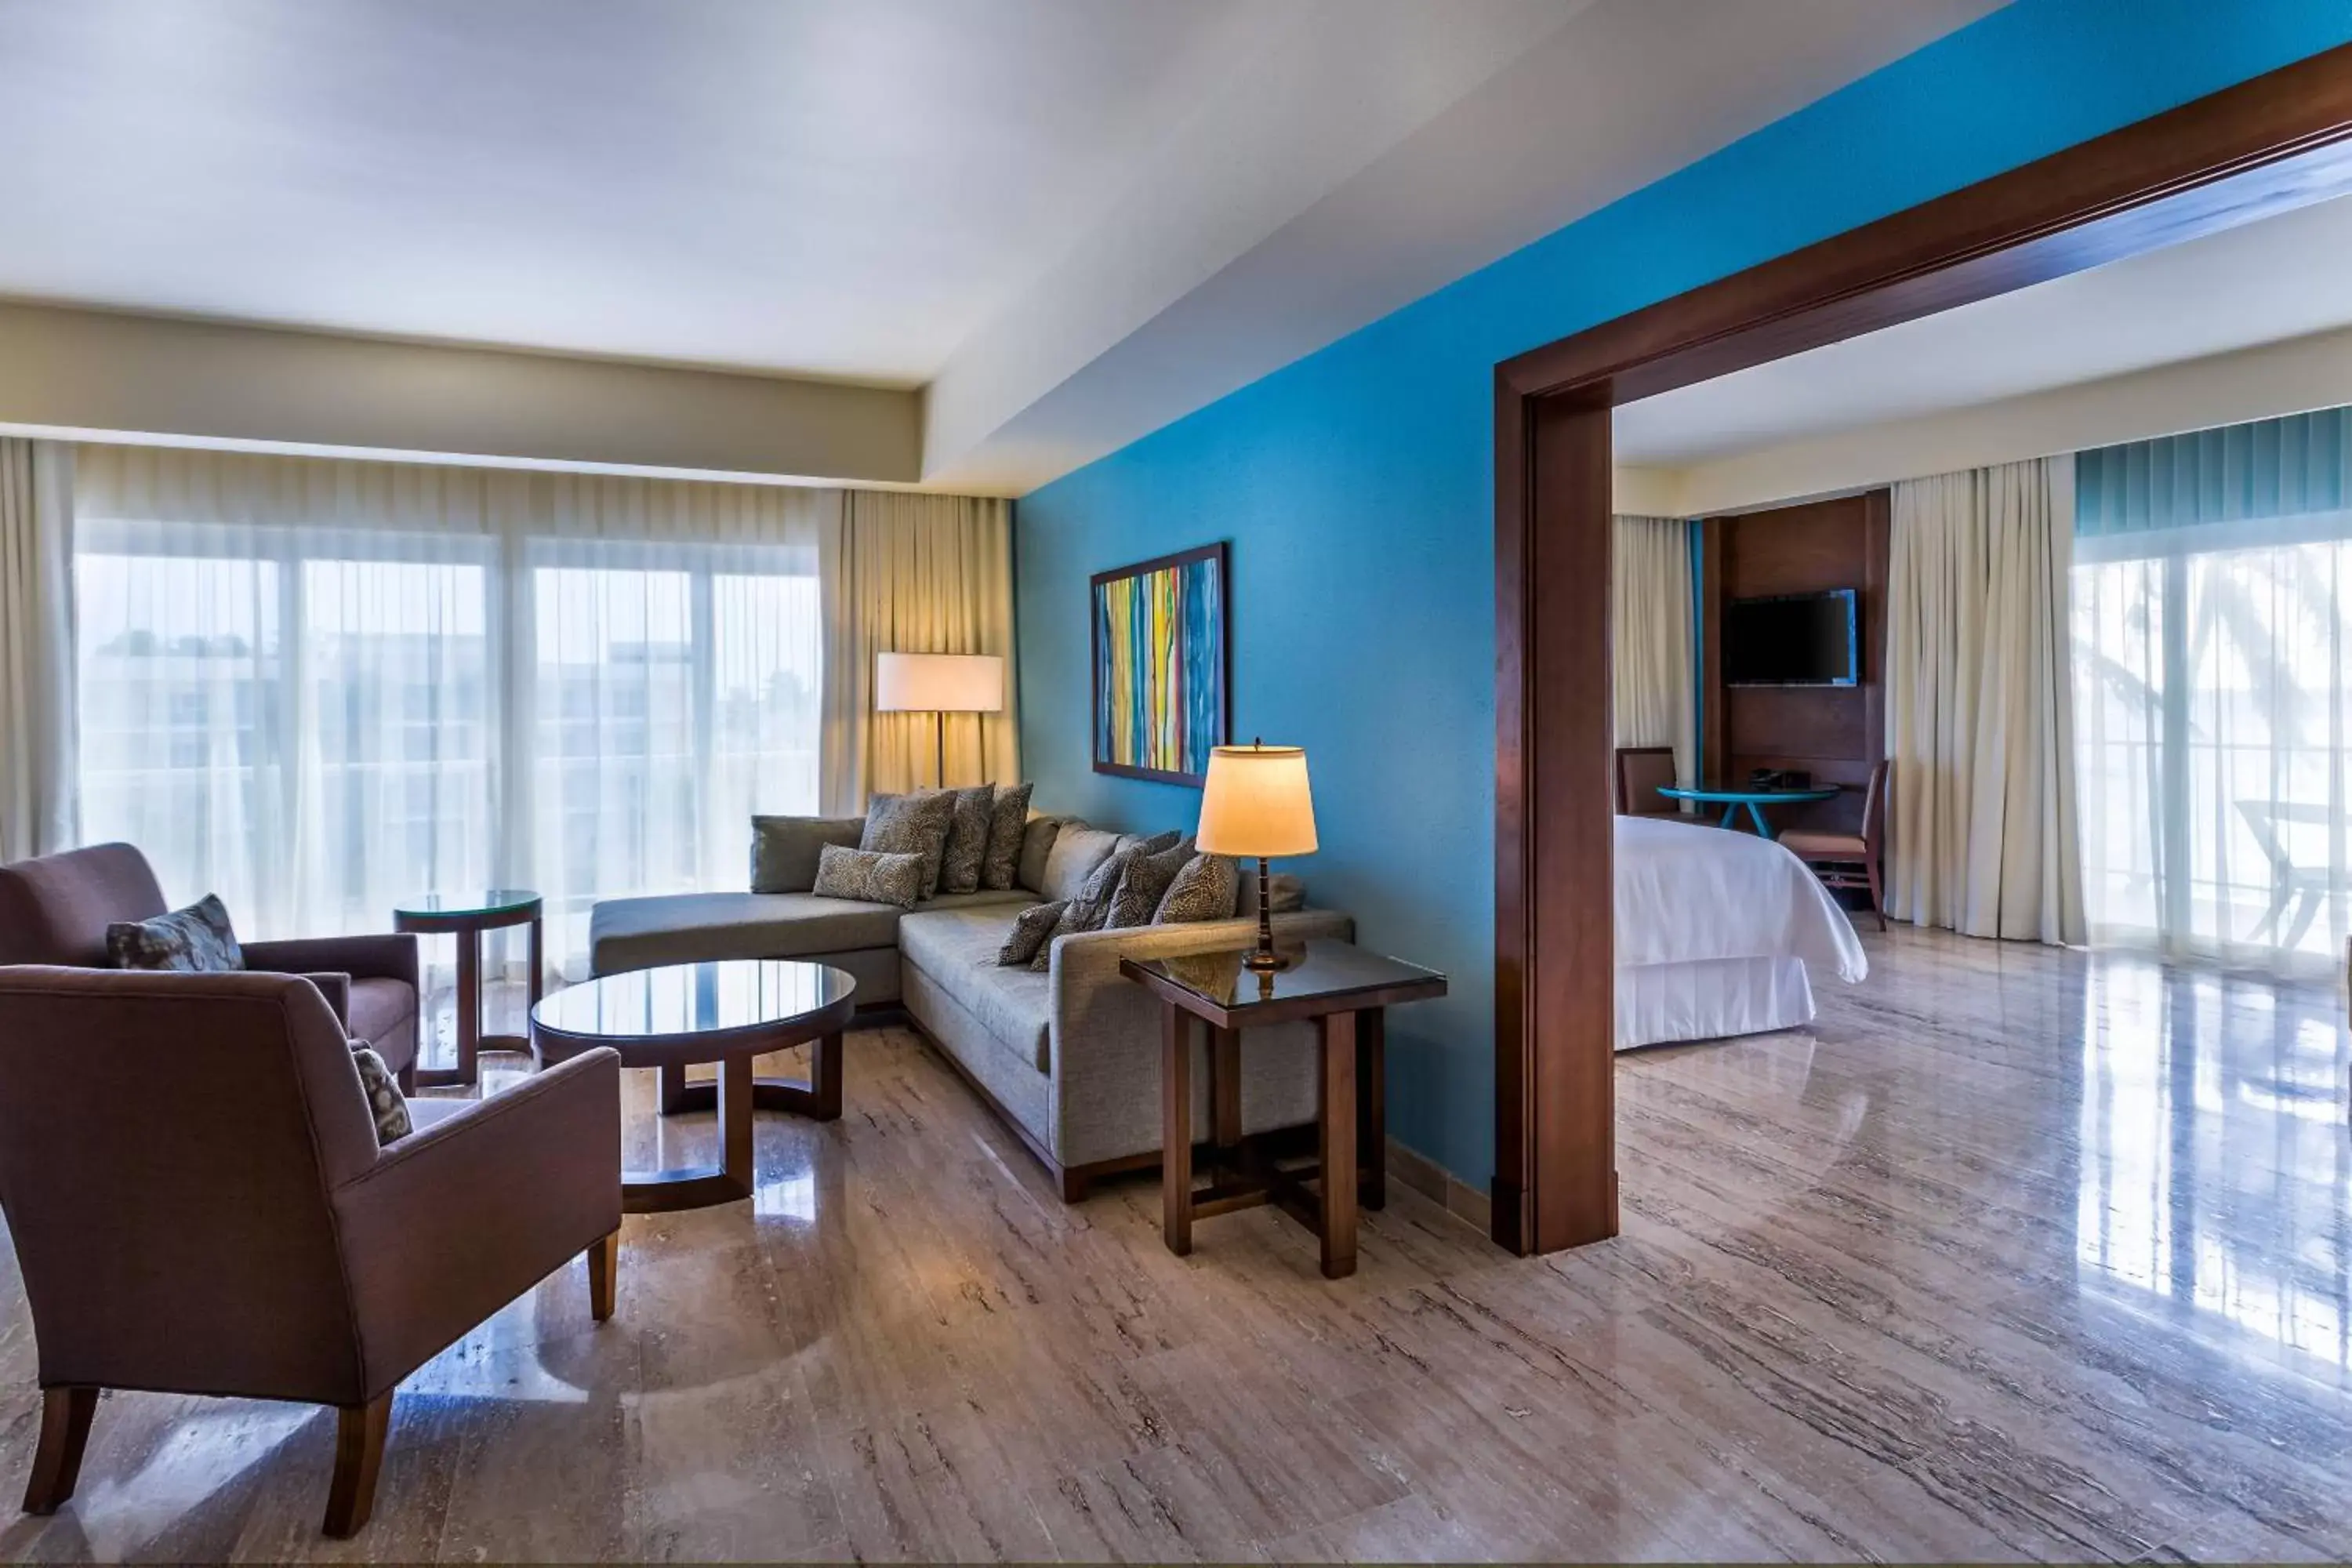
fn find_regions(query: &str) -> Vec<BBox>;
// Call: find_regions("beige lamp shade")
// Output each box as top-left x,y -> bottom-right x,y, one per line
875,652 -> 1004,713
1196,744 -> 1317,858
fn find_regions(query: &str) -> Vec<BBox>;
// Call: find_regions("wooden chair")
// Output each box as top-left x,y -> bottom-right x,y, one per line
1613,746 -> 1680,818
1780,757 -> 1891,930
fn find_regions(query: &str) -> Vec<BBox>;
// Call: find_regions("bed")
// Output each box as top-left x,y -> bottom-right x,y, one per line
1615,814 -> 1868,1050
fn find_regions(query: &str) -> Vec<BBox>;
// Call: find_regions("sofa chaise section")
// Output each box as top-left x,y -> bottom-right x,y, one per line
588,887 -> 1033,1004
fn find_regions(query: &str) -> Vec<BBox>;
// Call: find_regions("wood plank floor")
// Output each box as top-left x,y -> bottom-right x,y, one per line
1,926 -> 2347,1561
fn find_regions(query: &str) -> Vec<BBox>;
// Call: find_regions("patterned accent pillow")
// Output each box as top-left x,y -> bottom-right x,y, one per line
1029,830 -> 1182,969
107,893 -> 245,972
350,1041 -> 412,1145
1155,853 -> 1240,924
1107,836 -> 1195,929
860,789 -> 958,898
937,785 -> 997,895
812,844 -> 927,910
996,901 -> 1066,967
981,782 -> 1035,891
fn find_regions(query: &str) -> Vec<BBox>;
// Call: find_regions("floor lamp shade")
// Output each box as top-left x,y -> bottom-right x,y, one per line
875,653 -> 1004,715
875,652 -> 1004,789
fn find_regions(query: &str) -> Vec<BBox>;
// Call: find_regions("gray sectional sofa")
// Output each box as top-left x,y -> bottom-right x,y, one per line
589,812 -> 1351,1199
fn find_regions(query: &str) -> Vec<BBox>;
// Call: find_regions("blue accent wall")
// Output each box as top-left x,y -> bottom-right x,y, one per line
1014,0 -> 2352,1187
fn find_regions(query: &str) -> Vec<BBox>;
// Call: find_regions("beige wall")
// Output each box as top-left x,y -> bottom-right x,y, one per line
1614,321 -> 2352,518
0,301 -> 925,486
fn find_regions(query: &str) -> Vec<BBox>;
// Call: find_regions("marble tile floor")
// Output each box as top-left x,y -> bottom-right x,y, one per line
0,926 -> 2347,1562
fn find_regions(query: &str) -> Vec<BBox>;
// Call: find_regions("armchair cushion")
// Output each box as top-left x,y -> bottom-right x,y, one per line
348,1042 -> 412,1144
105,892 -> 244,972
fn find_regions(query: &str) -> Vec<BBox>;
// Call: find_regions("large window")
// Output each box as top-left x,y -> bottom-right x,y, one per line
2071,416 -> 2352,974
73,453 -> 826,976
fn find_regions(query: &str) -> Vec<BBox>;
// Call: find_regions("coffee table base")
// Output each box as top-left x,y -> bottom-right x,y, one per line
620,1033 -> 843,1214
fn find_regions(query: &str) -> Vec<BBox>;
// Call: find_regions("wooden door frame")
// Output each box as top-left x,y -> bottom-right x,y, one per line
1492,42 -> 2352,1255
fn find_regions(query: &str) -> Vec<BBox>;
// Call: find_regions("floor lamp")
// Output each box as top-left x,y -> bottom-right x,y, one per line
875,652 -> 1004,788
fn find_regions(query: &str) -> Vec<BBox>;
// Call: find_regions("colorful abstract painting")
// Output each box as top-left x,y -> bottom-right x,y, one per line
1091,543 -> 1228,786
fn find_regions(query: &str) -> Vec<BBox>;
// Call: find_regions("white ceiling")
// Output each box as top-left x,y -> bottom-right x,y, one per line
0,0 -> 2006,493
1616,187 -> 2352,467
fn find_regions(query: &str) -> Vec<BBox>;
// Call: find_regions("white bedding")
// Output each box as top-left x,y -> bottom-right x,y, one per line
1615,815 -> 1867,1049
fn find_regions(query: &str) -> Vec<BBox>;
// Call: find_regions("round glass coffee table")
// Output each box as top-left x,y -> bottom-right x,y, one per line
530,960 -> 857,1213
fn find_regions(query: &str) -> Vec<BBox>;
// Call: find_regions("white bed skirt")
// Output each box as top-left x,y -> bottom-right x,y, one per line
1615,956 -> 1815,1051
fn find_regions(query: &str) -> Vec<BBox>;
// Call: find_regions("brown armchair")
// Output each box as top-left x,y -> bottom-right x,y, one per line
0,842 -> 422,1090
0,967 -> 623,1537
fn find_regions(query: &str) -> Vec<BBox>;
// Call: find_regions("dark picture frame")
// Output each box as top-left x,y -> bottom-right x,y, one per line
1090,542 -> 1230,786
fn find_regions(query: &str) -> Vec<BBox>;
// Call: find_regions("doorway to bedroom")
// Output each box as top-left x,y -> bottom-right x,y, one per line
1493,43 -> 2352,1258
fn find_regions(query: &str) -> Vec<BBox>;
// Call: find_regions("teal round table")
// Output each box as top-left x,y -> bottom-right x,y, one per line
1656,785 -> 1841,838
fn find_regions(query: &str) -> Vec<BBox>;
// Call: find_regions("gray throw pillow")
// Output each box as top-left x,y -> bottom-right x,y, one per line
107,893 -> 244,972
996,900 -> 1065,967
812,843 -> 927,910
861,789 -> 958,898
981,782 -> 1035,891
937,785 -> 997,896
1156,853 -> 1240,924
1040,823 -> 1122,903
350,1040 -> 412,1145
1108,836 -> 1194,929
1029,830 -> 1182,969
1016,812 -> 1064,895
750,815 -> 866,893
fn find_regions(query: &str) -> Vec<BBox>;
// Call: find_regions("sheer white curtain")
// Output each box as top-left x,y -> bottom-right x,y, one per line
2073,415 -> 2352,975
1886,456 -> 2085,944
0,437 -> 78,861
1611,514 -> 1695,786
73,447 -> 830,977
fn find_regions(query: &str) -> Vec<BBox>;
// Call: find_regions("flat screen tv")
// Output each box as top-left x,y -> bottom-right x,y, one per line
1723,589 -> 1859,687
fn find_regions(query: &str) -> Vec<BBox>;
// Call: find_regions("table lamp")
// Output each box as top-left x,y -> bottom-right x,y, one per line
1196,741 -> 1316,972
875,652 -> 1004,788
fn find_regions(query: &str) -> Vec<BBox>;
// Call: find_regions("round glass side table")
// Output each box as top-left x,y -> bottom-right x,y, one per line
392,889 -> 542,1089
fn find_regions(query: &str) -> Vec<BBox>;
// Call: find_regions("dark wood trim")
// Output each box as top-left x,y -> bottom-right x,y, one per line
1090,539 -> 1231,788
21,1385 -> 96,1515
322,1393 -> 392,1539
1493,41 -> 2352,1257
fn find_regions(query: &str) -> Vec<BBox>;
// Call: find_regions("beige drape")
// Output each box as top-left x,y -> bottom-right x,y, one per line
0,437 -> 78,861
1886,456 -> 2085,943
1612,514 -> 1695,786
819,490 -> 1019,810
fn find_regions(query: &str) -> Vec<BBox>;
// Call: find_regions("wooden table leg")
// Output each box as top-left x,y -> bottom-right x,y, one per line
1357,1007 -> 1385,1210
720,1053 -> 753,1194
1210,1025 -> 1241,1152
1162,1002 -> 1192,1256
1318,1010 -> 1358,1279
454,924 -> 481,1087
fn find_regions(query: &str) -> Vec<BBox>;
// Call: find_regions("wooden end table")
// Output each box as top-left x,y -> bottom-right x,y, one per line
393,889 -> 543,1089
531,960 -> 855,1212
1121,938 -> 1446,1279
